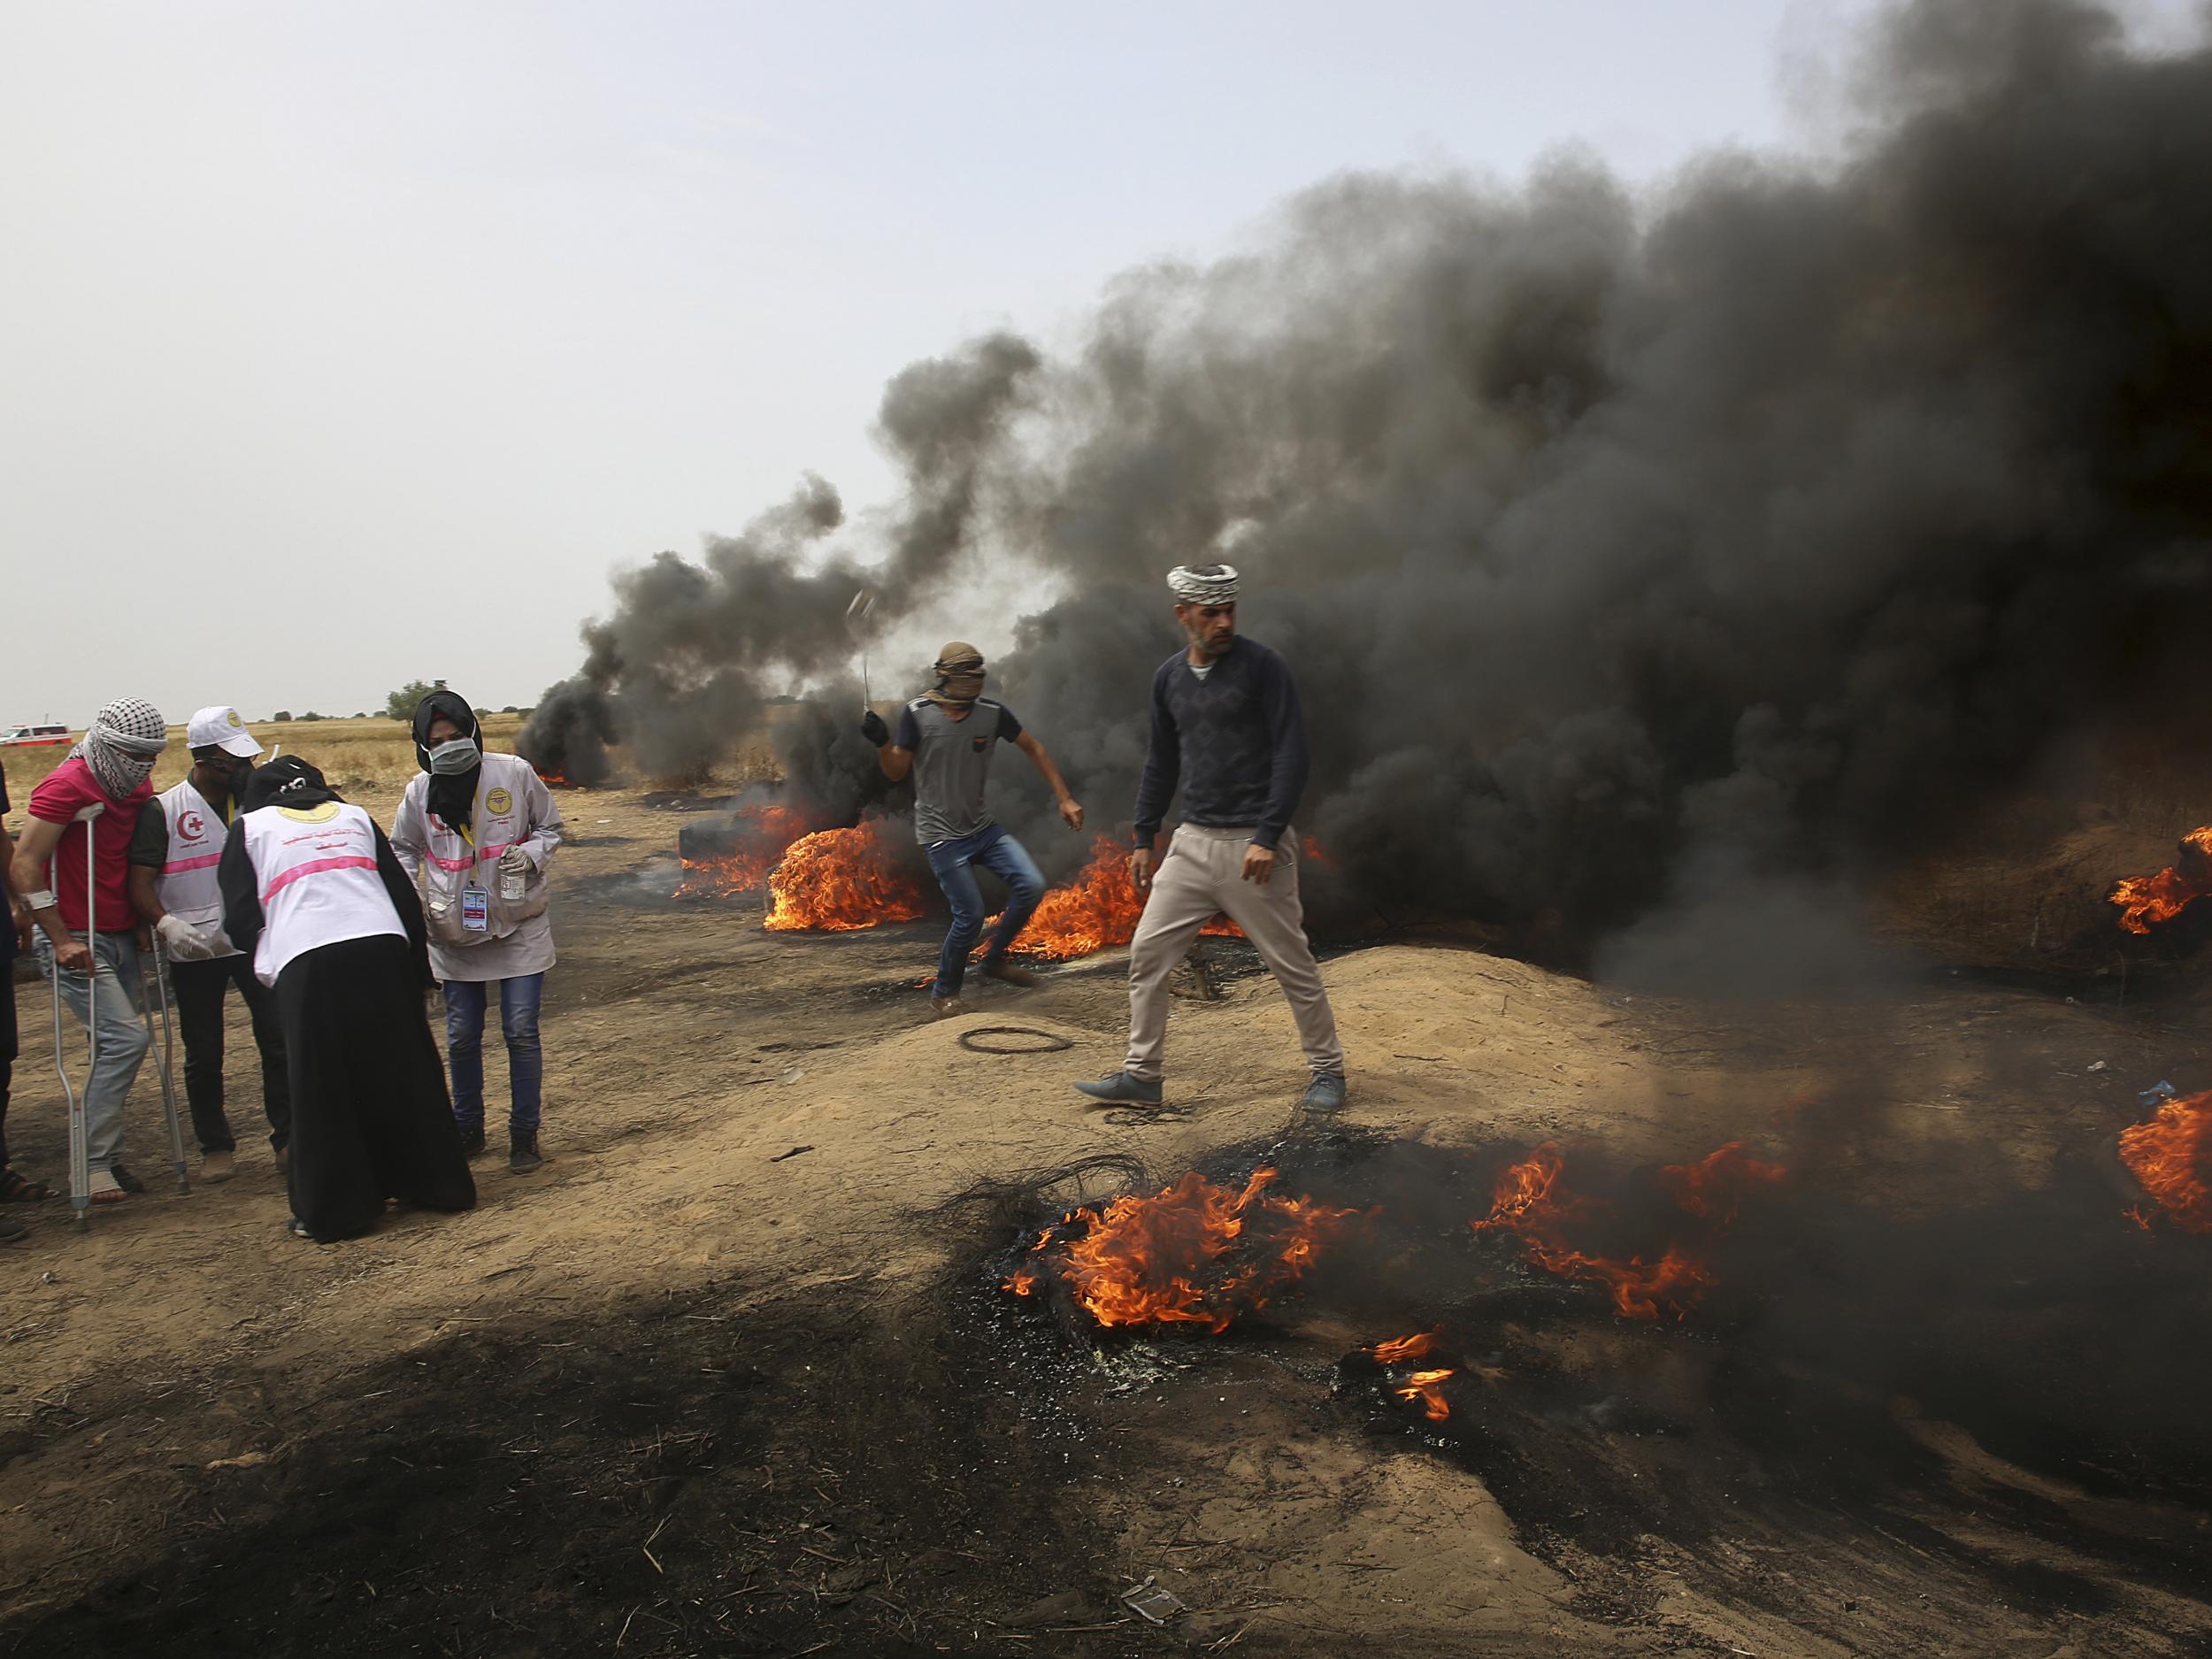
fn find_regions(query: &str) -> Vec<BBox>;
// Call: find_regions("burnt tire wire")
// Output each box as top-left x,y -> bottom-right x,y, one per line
957,1025 -> 1076,1056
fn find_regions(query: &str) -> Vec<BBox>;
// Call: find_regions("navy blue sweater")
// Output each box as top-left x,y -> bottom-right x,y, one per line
1131,637 -> 1310,851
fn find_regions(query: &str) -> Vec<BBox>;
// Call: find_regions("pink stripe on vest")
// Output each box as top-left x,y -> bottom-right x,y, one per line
164,852 -> 223,874
426,841 -> 514,872
262,855 -> 379,902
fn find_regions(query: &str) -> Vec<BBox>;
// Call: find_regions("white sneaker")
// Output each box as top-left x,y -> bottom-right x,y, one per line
202,1150 -> 235,1183
87,1169 -> 126,1204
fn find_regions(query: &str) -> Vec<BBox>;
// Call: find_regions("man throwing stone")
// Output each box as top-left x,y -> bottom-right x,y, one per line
1074,565 -> 1347,1112
864,642 -> 1083,1018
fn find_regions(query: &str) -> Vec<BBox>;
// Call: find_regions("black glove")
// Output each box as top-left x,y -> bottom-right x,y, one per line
860,709 -> 890,748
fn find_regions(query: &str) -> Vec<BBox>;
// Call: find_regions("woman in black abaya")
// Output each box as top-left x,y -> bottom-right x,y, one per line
219,757 -> 475,1241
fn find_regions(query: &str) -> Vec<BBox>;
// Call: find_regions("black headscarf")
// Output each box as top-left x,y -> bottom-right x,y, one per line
240,756 -> 343,813
411,689 -> 482,834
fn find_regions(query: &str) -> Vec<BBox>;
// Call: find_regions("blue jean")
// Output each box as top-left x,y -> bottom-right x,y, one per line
35,931 -> 152,1174
927,824 -> 1045,997
442,973 -> 544,1135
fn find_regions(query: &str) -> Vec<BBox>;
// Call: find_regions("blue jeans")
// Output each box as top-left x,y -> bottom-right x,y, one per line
35,932 -> 152,1174
927,824 -> 1045,997
442,974 -> 544,1135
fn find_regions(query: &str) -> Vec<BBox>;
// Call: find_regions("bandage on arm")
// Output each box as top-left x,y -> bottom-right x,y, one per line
12,816 -> 80,941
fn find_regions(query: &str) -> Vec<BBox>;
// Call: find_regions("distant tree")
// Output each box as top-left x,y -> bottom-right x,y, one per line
271,710 -> 293,723
298,710 -> 326,722
349,711 -> 366,719
384,680 -> 441,721
502,705 -> 520,714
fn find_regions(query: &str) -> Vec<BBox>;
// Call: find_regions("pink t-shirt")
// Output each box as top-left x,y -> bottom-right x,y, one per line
27,757 -> 153,933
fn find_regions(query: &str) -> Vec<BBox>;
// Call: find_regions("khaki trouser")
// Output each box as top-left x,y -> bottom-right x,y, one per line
1124,825 -> 1344,1083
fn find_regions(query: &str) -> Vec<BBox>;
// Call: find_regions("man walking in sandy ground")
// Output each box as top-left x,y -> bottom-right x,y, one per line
864,642 -> 1084,1018
1072,565 -> 1347,1112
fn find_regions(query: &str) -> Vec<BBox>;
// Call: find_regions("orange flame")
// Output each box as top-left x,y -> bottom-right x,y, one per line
1001,1168 -> 1363,1333
674,803 -> 814,899
1660,1141 -> 1787,1223
979,833 -> 1338,960
764,823 -> 926,932
1473,1141 -> 1777,1321
2109,826 -> 2212,934
1394,1368 -> 1455,1421
1370,1331 -> 1438,1364
1518,1244 -> 1717,1322
976,836 -> 1242,960
2117,1089 -> 2212,1233
1474,1144 -> 1605,1234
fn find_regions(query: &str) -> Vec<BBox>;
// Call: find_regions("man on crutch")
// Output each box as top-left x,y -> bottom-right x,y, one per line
11,699 -> 165,1206
1,780 -> 42,1239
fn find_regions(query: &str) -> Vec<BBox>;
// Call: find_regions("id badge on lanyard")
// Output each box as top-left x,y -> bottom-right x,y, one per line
456,823 -> 489,933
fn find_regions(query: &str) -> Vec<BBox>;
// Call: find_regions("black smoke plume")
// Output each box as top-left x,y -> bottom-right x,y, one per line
518,334 -> 1038,783
527,0 -> 2212,974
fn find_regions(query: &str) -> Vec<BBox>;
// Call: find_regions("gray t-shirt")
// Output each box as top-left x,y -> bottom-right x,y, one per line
895,697 -> 1024,845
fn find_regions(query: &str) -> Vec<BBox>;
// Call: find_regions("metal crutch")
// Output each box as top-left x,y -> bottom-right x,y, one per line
141,938 -> 192,1194
49,803 -> 104,1228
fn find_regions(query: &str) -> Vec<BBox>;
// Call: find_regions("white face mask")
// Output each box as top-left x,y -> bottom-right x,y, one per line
426,737 -> 481,776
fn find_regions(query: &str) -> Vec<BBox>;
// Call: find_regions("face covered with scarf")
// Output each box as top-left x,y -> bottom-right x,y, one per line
411,689 -> 484,833
927,642 -> 988,710
72,697 -> 169,801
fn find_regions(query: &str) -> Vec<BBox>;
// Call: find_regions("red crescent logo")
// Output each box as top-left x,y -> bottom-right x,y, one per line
180,811 -> 205,839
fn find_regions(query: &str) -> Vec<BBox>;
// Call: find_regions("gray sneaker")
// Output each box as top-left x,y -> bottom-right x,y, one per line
1072,1071 -> 1164,1106
1299,1071 -> 1348,1112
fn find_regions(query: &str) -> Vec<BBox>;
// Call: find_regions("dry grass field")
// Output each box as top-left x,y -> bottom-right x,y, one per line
2,713 -> 529,812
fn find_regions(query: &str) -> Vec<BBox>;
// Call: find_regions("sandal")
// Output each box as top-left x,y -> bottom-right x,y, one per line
286,1217 -> 316,1241
0,1169 -> 56,1203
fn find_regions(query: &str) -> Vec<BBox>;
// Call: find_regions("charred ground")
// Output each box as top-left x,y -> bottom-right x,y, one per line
9,1272 -> 1125,1659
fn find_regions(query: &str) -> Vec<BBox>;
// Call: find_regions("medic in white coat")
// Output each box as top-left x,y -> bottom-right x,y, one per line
126,705 -> 292,1180
389,690 -> 563,1171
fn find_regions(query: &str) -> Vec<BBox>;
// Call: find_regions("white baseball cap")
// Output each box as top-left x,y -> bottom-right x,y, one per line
186,705 -> 265,759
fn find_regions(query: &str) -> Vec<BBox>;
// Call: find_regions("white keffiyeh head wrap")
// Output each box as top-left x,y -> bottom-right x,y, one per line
1167,563 -> 1240,606
71,697 -> 168,799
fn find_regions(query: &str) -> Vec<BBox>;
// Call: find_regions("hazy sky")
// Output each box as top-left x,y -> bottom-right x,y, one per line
4,0 -> 2180,726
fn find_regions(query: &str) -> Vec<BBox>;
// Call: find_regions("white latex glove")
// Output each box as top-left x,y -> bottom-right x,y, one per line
156,913 -> 217,961
496,847 -> 533,881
